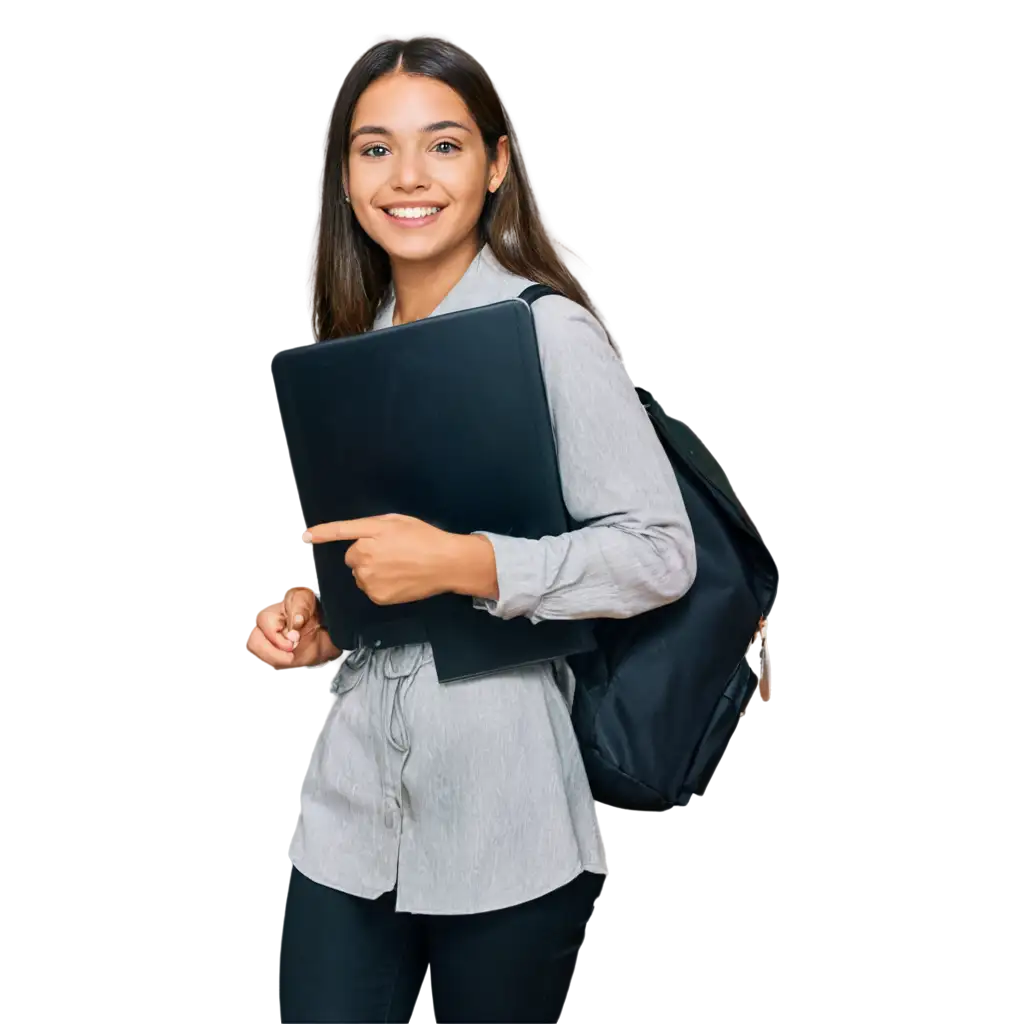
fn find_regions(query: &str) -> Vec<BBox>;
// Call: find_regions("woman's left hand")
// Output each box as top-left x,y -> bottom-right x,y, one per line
302,513 -> 489,605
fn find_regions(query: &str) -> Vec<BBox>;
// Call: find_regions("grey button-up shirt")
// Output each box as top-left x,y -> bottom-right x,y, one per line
288,244 -> 697,914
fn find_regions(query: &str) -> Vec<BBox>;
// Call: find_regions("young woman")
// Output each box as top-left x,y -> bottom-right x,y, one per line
246,36 -> 697,1024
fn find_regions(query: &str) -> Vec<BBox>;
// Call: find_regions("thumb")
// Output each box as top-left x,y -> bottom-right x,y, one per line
283,587 -> 319,635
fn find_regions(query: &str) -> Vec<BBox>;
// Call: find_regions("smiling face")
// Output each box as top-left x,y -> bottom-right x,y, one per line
345,73 -> 509,265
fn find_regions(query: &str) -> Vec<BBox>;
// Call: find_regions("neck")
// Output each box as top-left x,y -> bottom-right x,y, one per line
390,234 -> 483,326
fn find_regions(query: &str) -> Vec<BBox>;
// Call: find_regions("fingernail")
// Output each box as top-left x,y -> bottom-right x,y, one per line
293,614 -> 304,627
302,531 -> 312,542
286,630 -> 300,642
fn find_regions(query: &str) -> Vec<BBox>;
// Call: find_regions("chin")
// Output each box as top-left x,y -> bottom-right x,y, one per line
379,231 -> 460,263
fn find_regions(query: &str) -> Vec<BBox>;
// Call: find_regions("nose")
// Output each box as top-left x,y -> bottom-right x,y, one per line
389,148 -> 431,193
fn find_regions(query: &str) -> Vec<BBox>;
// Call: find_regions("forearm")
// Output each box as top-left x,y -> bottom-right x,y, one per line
470,514 -> 695,624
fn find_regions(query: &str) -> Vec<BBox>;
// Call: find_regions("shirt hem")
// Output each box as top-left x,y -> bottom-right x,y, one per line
395,859 -> 609,916
289,856 -> 396,903
290,854 -> 608,915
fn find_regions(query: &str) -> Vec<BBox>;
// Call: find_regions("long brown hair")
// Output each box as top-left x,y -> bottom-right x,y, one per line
311,37 -> 617,352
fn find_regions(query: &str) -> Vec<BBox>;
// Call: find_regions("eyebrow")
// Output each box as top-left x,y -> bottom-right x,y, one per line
350,120 -> 473,143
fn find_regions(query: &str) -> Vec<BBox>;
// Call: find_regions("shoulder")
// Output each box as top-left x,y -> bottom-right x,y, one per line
529,294 -> 623,373
478,246 -> 623,366
529,293 -> 603,335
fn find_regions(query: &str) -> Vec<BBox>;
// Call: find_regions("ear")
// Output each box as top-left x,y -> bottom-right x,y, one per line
487,135 -> 511,193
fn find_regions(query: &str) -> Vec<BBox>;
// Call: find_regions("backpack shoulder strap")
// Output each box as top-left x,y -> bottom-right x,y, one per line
517,284 -> 563,305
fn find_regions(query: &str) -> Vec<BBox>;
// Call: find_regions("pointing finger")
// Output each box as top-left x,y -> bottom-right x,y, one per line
303,518 -> 386,544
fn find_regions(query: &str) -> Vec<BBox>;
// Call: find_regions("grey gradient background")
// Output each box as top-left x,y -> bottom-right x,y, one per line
2,4 -> 1024,1019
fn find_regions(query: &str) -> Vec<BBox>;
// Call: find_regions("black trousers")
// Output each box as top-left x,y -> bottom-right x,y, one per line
279,864 -> 606,1023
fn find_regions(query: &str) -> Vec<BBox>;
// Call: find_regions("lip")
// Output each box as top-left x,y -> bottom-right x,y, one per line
380,204 -> 445,228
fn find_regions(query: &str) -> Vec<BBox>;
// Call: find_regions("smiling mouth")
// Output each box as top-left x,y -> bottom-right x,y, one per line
382,205 -> 444,224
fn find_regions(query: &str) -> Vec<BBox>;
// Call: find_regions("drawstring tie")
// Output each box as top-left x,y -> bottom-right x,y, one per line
381,644 -> 431,754
330,645 -> 430,755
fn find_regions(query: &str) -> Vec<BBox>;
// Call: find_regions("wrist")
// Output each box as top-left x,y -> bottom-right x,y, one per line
312,620 -> 343,665
443,533 -> 499,600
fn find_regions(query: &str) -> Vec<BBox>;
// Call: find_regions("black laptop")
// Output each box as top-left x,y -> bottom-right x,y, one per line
270,293 -> 596,682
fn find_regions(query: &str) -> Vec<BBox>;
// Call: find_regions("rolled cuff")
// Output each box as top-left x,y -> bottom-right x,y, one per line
469,530 -> 547,624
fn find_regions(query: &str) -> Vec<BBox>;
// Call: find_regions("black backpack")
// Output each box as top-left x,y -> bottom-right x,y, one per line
519,285 -> 779,811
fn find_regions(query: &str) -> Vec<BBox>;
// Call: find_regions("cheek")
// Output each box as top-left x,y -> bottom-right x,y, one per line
348,164 -> 383,204
347,172 -> 388,237
436,160 -> 489,202
443,181 -> 489,225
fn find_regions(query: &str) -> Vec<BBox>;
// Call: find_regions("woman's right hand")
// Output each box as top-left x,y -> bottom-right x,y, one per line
246,586 -> 343,669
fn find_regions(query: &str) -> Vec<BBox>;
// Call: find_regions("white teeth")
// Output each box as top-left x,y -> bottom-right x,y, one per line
385,206 -> 441,219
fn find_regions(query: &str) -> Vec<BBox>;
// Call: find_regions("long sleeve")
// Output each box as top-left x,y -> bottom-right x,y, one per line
471,295 -> 697,625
